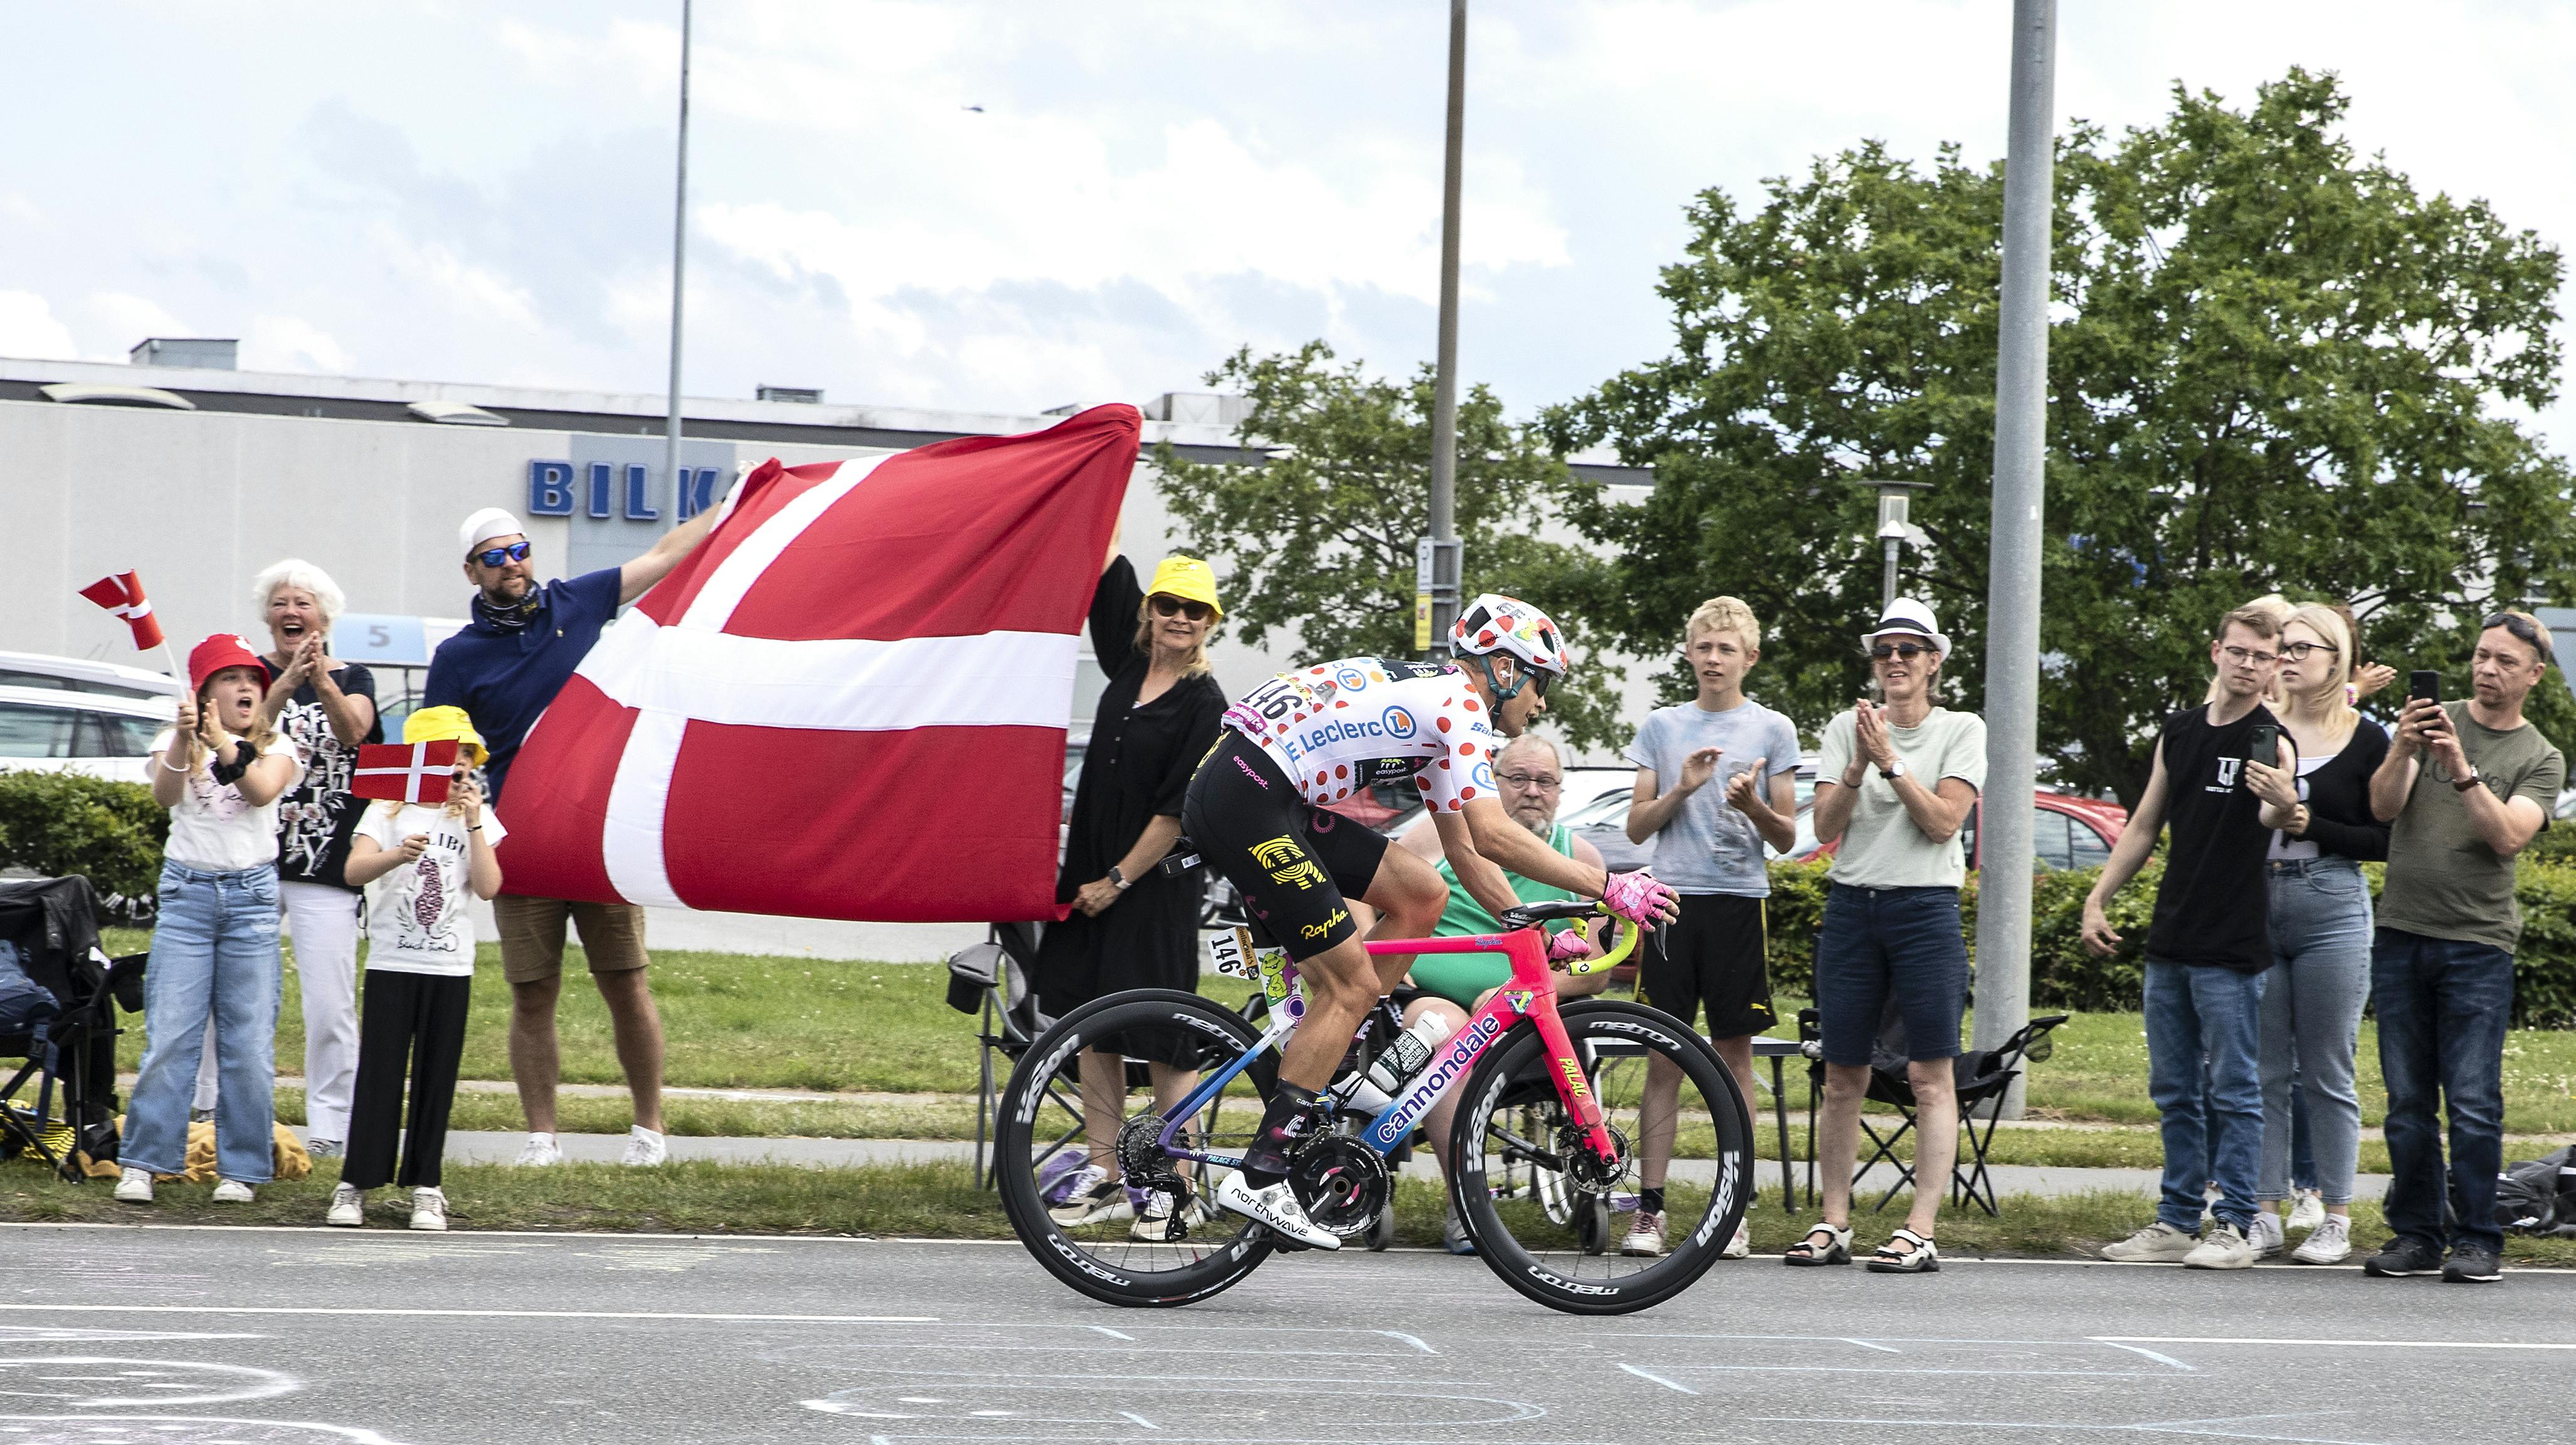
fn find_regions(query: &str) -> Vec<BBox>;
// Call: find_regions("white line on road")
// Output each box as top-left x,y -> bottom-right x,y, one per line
2,1305 -> 936,1323
2098,1336 -> 2576,1351
2098,1342 -> 2198,1371
1619,1362 -> 1699,1395
1090,1326 -> 1134,1341
1842,1338 -> 1903,1353
1118,1411 -> 1161,1430
1375,1330 -> 1437,1355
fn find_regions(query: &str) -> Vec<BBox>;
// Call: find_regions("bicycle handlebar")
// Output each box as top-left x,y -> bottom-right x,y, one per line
1491,898 -> 1640,977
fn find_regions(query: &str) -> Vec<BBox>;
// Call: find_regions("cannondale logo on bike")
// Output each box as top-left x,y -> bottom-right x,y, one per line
1370,1012 -> 1503,1147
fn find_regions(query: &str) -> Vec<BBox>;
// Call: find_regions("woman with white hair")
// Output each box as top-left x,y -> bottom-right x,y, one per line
238,558 -> 381,1158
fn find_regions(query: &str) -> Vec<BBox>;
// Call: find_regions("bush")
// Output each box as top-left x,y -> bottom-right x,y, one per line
0,771 -> 169,911
1761,852 -> 2576,1025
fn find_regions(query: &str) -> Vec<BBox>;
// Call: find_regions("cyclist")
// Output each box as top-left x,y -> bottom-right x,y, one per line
1185,593 -> 1681,1247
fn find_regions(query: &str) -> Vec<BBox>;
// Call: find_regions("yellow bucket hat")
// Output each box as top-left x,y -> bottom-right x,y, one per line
404,704 -> 489,766
1146,556 -> 1223,620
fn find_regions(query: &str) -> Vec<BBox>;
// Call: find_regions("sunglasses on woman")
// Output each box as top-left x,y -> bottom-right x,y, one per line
1870,642 -> 1929,662
1149,595 -> 1214,623
473,541 -> 532,568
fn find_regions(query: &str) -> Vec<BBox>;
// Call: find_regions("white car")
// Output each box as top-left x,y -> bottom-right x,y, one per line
0,648 -> 184,702
0,685 -> 175,785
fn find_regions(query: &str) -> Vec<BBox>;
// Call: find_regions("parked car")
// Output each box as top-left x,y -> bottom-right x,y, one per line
1771,788 -> 2125,871
1560,757 -> 1824,873
0,649 -> 182,702
0,685 -> 173,785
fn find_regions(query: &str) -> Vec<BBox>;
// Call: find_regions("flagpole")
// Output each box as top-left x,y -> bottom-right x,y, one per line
661,0 -> 693,519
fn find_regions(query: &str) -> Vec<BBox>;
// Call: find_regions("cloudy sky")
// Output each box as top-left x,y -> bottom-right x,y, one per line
2,1 -> 2568,452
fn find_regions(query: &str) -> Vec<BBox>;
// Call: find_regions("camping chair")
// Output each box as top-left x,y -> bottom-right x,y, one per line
946,922 -> 1090,1188
0,876 -> 125,1182
1802,1005 -> 2071,1217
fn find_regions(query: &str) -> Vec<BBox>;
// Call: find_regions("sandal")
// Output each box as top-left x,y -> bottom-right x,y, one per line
1782,1220 -> 1852,1267
1867,1227 -> 1940,1274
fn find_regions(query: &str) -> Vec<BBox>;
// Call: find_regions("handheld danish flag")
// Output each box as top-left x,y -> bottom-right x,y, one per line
80,572 -> 165,651
352,740 -> 459,805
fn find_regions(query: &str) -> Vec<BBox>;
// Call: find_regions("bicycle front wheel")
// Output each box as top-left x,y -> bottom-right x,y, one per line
995,988 -> 1276,1308
1452,998 -> 1753,1315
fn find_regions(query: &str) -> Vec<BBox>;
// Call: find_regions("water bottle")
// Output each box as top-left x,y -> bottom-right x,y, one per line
1364,1012 -> 1456,1096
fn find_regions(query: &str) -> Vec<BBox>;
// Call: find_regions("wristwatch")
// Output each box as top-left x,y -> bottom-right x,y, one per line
1879,758 -> 1908,781
1107,865 -> 1131,891
2452,767 -> 2484,794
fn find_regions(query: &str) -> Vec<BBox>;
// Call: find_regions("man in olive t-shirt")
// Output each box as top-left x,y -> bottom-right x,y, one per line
2362,611 -> 2567,1284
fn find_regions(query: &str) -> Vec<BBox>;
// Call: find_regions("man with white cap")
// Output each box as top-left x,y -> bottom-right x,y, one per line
1784,598 -> 1985,1276
423,503 -> 717,1167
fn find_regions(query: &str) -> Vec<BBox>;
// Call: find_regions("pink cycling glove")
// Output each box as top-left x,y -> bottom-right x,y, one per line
1545,928 -> 1598,966
1600,869 -> 1677,928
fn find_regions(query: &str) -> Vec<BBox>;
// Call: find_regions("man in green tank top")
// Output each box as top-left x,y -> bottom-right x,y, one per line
1356,733 -> 1610,1252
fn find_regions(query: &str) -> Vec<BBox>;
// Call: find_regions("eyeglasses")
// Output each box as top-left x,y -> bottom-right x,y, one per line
1149,595 -> 1213,623
2279,640 -> 2339,662
472,541 -> 532,569
2483,612 -> 2555,664
1497,772 -> 1563,790
1870,643 -> 1930,662
2222,645 -> 2280,667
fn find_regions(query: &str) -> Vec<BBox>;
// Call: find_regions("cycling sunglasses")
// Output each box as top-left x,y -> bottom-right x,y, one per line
472,540 -> 532,569
1148,595 -> 1214,623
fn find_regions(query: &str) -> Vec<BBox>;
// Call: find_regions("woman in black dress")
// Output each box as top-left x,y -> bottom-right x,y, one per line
1036,543 -> 1226,1239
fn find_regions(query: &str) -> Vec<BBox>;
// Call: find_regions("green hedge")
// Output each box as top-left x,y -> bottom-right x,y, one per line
1762,854 -> 2576,1027
0,771 -> 170,911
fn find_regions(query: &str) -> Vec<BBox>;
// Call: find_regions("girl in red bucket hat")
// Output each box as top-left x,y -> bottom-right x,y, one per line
115,635 -> 308,1207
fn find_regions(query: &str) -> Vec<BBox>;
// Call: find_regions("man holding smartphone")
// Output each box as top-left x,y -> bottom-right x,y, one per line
2085,605 -> 2302,1269
2364,611 -> 2566,1284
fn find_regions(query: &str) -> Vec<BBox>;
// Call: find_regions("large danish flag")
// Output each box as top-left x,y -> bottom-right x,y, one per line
492,405 -> 1137,922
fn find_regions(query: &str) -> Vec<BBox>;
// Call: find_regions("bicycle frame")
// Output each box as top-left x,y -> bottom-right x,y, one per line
1156,923 -> 1622,1175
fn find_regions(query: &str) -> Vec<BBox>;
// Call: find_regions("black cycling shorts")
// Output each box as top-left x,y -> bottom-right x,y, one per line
1185,731 -> 1390,961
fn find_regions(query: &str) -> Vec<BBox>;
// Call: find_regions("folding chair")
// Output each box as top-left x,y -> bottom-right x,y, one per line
0,876 -> 125,1182
945,922 -> 1087,1188
1802,1004 -> 2071,1217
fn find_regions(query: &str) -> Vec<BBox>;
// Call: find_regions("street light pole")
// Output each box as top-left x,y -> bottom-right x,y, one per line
1855,478 -> 1931,616
1421,0 -> 1467,659
661,0 -> 694,523
1970,0 -> 2057,1120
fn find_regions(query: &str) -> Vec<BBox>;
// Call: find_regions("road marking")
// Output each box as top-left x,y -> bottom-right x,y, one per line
1750,1412 -> 2382,1444
2099,1342 -> 2197,1370
1619,1362 -> 1699,1395
1376,1330 -> 1437,1354
2098,1336 -> 2576,1351
1,1305 -> 936,1323
1119,1410 -> 1161,1430
1842,1338 -> 1903,1353
1090,1326 -> 1134,1341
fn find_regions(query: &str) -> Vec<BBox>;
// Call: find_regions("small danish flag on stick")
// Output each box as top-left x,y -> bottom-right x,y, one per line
352,740 -> 459,805
80,572 -> 166,652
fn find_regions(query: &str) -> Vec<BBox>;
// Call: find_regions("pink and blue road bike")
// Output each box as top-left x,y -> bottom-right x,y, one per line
997,899 -> 1755,1315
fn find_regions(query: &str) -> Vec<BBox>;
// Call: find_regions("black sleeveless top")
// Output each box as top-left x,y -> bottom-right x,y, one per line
2145,704 -> 2282,972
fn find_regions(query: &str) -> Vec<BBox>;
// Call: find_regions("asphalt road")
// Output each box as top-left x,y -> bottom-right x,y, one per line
2,1224 -> 2571,1445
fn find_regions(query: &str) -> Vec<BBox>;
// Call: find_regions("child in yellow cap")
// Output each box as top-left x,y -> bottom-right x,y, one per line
330,705 -> 502,1231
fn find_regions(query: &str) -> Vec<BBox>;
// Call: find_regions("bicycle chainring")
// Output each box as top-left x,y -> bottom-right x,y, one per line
1287,1137 -> 1390,1240
1556,1119 -> 1632,1193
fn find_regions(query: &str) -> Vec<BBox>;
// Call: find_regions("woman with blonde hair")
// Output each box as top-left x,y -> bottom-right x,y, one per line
1033,536 -> 1228,1240
116,635 -> 308,1206
2239,602 -> 2390,1263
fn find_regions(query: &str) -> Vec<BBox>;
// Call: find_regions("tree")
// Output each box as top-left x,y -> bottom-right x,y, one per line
1545,69 -> 2575,805
1153,342 -> 1628,749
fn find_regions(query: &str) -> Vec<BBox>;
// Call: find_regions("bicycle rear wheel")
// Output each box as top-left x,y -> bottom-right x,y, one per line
1452,998 -> 1752,1315
995,988 -> 1276,1307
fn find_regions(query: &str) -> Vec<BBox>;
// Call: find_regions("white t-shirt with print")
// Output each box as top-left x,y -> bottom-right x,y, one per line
152,728 -> 308,872
355,803 -> 505,977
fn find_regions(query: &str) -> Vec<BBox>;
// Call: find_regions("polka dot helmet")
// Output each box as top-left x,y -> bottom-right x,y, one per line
1451,593 -> 1568,676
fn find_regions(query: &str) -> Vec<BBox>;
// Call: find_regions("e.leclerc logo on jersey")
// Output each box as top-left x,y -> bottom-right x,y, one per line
1381,706 -> 1417,740
1334,665 -> 1370,692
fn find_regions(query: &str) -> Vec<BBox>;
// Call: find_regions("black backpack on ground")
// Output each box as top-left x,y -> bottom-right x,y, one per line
2495,1146 -> 2576,1237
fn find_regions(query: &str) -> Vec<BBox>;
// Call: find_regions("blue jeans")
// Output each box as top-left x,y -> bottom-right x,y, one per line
125,861 -> 282,1183
2146,958 -> 2266,1234
2258,859 -> 2373,1204
2372,927 -> 2513,1255
1813,884 -> 1968,1067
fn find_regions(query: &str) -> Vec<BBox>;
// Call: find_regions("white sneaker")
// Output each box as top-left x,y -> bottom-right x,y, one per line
1620,1209 -> 1667,1257
2182,1220 -> 2256,1270
1213,1172 -> 1341,1249
409,1187 -> 448,1232
620,1127 -> 667,1167
2286,1189 -> 2326,1234
211,1180 -> 255,1204
2101,1220 -> 2199,1262
326,1183 -> 366,1227
515,1133 -> 563,1167
2247,1210 -> 2284,1259
1046,1165 -> 1134,1227
1722,1219 -> 1752,1259
113,1167 -> 154,1204
1129,1191 -> 1208,1242
2291,1213 -> 2352,1264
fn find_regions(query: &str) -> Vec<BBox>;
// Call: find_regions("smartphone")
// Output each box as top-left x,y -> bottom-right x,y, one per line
2246,723 -> 2279,770
2409,669 -> 2441,704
